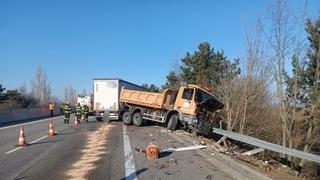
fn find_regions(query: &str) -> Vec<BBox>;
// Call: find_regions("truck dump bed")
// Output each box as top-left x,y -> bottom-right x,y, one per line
120,88 -> 165,109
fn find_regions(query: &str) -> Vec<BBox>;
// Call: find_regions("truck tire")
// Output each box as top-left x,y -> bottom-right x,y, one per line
132,112 -> 143,127
123,112 -> 132,125
167,114 -> 178,131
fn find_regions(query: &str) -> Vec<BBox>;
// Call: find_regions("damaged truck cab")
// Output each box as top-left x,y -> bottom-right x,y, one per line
120,84 -> 224,135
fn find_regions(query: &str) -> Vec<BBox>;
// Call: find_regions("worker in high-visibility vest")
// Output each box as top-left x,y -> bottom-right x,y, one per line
82,104 -> 90,123
63,103 -> 71,124
75,103 -> 82,123
49,102 -> 54,117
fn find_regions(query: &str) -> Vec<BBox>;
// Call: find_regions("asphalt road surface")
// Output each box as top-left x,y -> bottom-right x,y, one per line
0,115 -> 272,180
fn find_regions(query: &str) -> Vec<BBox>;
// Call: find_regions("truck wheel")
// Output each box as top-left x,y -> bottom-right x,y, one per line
167,114 -> 178,131
123,112 -> 132,125
132,112 -> 143,127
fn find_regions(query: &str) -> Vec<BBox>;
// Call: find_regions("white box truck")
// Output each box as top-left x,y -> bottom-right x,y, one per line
93,78 -> 146,121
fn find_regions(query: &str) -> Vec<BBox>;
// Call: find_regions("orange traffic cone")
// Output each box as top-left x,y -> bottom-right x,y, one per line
48,121 -> 57,136
17,126 -> 28,146
74,117 -> 78,125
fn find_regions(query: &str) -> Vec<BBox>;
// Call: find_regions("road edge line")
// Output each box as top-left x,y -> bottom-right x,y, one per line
123,125 -> 138,180
0,116 -> 63,130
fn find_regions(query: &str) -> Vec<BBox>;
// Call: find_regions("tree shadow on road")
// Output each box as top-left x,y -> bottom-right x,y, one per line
120,168 -> 148,180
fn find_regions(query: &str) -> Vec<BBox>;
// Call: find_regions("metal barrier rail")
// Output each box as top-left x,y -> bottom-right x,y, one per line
212,128 -> 320,164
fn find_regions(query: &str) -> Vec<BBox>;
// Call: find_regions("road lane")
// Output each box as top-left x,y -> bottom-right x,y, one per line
86,122 -> 125,180
0,115 -> 97,180
0,115 -> 68,155
0,116 -> 274,180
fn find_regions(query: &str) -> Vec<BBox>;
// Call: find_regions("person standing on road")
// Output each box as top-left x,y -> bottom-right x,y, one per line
63,103 -> 71,124
75,103 -> 82,123
82,104 -> 89,123
49,102 -> 54,117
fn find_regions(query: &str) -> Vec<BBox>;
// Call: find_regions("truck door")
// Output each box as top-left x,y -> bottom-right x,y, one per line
175,87 -> 196,116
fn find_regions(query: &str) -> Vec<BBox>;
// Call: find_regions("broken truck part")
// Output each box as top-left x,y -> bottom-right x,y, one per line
120,84 -> 224,135
135,144 -> 207,159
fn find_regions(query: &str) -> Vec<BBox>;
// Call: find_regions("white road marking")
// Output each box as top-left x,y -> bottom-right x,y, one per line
123,125 -> 138,180
0,116 -> 62,130
5,133 -> 54,155
5,147 -> 23,154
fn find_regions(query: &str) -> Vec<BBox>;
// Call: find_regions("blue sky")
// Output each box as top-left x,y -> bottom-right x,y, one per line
0,0 -> 319,99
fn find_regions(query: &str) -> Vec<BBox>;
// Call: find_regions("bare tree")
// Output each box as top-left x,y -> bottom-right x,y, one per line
261,0 -> 311,162
18,80 -> 28,97
82,88 -> 87,96
64,85 -> 77,105
217,71 -> 242,131
262,0 -> 292,149
31,65 -> 51,106
240,23 -> 272,134
287,0 -> 308,155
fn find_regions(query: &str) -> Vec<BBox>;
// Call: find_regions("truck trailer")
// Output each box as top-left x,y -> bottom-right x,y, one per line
93,78 -> 146,121
120,84 -> 224,135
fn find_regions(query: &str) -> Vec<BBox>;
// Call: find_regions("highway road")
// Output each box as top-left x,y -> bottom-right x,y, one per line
0,115 -> 272,180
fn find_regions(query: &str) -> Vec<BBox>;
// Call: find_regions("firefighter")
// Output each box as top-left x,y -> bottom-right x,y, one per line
82,104 -> 89,123
59,103 -> 65,115
75,103 -> 82,123
63,102 -> 71,124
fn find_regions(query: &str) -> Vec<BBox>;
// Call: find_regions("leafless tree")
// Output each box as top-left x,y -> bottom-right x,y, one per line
239,23 -> 272,134
261,0 -> 314,164
18,80 -> 28,97
31,65 -> 51,106
64,85 -> 77,105
262,0 -> 293,150
217,75 -> 242,131
82,88 -> 87,96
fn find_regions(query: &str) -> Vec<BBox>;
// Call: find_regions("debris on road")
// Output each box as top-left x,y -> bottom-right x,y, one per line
170,157 -> 178,165
159,163 -> 170,169
205,174 -> 213,179
65,124 -> 111,179
135,144 -> 207,159
199,140 -> 207,145
188,160 -> 194,164
161,145 -> 207,153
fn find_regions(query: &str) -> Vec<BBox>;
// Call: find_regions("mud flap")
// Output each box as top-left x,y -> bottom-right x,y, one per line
196,121 -> 212,136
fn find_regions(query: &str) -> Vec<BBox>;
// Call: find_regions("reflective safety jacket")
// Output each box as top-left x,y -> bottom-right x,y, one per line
63,105 -> 71,114
75,105 -> 82,115
82,105 -> 89,114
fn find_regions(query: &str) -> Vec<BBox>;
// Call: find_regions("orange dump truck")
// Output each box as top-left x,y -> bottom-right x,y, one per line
120,84 -> 224,135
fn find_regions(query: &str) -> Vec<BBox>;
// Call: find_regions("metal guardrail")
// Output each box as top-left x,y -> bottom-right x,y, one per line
212,128 -> 320,164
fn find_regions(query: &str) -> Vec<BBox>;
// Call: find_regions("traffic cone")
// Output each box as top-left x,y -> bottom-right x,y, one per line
17,126 -> 28,146
48,121 -> 57,136
74,117 -> 78,125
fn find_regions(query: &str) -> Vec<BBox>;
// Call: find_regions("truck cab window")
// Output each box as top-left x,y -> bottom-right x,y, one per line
182,88 -> 194,100
195,89 -> 213,104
